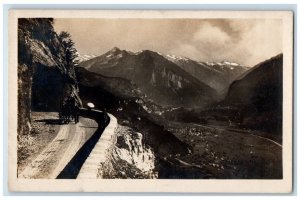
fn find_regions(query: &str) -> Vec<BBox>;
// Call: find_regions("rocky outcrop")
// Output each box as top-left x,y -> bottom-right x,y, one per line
18,18 -> 81,135
105,125 -> 157,178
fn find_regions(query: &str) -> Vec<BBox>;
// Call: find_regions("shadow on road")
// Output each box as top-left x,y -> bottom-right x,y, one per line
57,109 -> 110,179
79,126 -> 98,128
34,118 -> 62,125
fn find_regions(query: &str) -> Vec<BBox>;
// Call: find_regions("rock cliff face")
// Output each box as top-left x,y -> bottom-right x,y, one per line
104,125 -> 157,178
18,18 -> 81,135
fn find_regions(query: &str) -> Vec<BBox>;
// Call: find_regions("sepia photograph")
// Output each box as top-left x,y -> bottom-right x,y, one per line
8,10 -> 293,192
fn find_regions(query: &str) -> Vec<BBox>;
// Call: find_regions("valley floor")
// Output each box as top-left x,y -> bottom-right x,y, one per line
162,121 -> 282,179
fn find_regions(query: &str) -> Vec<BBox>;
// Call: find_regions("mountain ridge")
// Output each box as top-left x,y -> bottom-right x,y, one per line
78,47 -> 219,109
79,47 -> 248,95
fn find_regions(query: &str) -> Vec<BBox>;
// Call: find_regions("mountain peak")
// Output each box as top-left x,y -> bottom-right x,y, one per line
110,47 -> 121,52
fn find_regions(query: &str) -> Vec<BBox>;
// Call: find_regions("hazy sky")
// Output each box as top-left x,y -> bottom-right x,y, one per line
54,18 -> 282,67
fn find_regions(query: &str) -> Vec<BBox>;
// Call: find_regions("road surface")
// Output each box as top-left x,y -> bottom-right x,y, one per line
19,120 -> 92,179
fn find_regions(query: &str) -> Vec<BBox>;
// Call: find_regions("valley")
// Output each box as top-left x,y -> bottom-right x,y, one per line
162,121 -> 282,179
73,48 -> 283,179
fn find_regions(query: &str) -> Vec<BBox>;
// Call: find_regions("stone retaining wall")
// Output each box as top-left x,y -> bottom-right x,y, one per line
77,113 -> 118,179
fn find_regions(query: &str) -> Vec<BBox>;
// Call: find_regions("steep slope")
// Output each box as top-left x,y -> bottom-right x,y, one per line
162,54 -> 248,94
76,68 -> 191,161
18,18 -> 81,135
79,48 -> 218,109
218,54 -> 283,139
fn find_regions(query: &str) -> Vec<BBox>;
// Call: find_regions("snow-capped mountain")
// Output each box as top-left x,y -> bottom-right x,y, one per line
161,53 -> 248,93
78,47 -> 219,109
76,53 -> 97,63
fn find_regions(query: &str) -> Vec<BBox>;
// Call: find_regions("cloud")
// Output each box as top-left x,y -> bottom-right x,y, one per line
232,20 -> 283,66
171,19 -> 282,66
193,22 -> 231,47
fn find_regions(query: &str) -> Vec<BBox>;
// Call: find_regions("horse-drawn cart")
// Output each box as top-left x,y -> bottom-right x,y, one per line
59,96 -> 80,124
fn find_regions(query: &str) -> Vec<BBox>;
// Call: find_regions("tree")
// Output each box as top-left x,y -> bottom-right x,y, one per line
59,31 -> 79,69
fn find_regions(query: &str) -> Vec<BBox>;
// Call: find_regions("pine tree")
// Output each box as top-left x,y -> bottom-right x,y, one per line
59,31 -> 79,69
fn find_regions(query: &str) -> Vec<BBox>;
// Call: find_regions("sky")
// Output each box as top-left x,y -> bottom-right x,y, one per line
54,18 -> 282,67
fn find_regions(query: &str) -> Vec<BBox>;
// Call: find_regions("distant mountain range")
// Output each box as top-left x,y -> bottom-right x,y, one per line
79,47 -> 219,109
161,53 -> 248,93
79,48 -> 248,93
78,47 -> 247,108
76,53 -> 97,63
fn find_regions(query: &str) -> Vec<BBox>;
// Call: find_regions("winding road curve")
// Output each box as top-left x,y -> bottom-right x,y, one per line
19,109 -> 114,179
19,122 -> 86,179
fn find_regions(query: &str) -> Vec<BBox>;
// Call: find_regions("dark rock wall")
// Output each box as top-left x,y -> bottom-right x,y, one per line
18,18 -> 81,135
